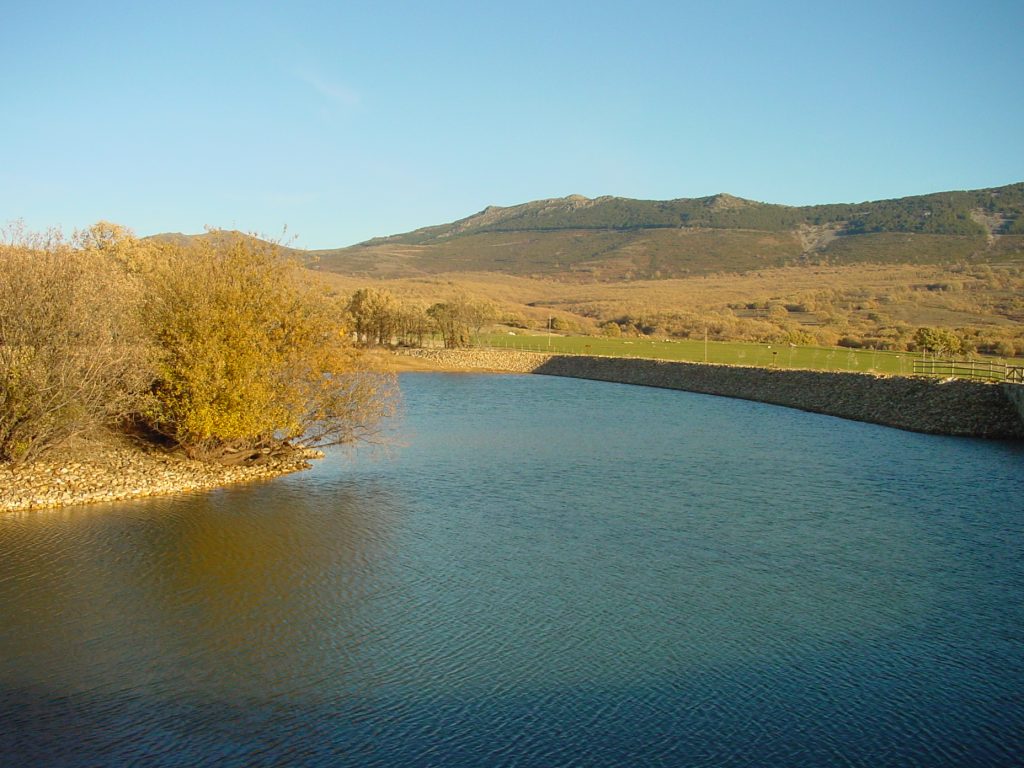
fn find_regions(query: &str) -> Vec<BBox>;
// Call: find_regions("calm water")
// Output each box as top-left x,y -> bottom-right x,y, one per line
1,373 -> 1023,766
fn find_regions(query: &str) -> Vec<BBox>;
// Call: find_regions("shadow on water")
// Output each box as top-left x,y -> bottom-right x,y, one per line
2,644 -> 1022,767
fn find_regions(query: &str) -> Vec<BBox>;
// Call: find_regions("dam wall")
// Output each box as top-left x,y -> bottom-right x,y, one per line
1003,384 -> 1024,426
398,349 -> 1024,439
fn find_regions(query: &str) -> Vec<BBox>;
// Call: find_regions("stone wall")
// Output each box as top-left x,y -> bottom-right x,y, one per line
1004,384 -> 1024,426
398,349 -> 1024,439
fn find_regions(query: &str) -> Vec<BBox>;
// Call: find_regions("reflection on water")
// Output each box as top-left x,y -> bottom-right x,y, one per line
0,479 -> 400,706
1,373 -> 1023,766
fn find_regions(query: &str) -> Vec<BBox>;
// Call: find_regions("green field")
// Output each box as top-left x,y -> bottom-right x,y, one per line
479,332 -> 1006,376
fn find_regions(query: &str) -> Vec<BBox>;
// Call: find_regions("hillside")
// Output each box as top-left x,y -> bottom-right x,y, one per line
305,183 -> 1024,280
142,202 -> 1024,356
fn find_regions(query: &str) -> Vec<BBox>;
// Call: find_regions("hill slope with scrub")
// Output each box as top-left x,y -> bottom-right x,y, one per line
304,183 -> 1024,280
140,183 -> 1024,357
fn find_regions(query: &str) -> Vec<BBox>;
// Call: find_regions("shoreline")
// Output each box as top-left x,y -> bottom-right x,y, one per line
6,347 -> 1019,514
0,444 -> 318,514
394,348 -> 1024,439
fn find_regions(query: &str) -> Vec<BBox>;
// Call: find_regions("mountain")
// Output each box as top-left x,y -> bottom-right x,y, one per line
359,184 -> 1024,244
306,183 -> 1024,280
157,184 -> 1024,281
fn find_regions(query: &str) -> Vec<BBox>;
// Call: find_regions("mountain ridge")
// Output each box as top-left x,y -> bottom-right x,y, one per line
149,183 -> 1024,281
300,183 -> 1023,280
354,183 -> 1024,248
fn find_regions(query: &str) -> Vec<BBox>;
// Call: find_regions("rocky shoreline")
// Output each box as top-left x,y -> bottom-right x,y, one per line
6,348 -> 1020,514
0,445 -> 321,514
396,348 -> 1024,439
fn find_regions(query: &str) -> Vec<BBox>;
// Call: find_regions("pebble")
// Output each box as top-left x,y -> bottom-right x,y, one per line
0,447 -> 323,513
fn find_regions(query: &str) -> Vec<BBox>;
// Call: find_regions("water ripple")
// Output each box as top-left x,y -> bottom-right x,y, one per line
2,373 -> 1023,765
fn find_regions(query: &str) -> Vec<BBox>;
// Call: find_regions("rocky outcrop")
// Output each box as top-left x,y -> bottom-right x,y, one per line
397,349 -> 1024,439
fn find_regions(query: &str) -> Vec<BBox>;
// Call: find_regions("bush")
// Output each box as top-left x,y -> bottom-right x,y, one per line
140,233 -> 397,462
995,340 -> 1016,357
913,327 -> 963,356
0,224 -> 148,463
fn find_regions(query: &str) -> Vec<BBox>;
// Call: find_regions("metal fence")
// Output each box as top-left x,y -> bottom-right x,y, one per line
912,358 -> 1024,382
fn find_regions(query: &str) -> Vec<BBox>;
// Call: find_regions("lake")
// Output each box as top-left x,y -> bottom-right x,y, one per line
1,373 -> 1022,766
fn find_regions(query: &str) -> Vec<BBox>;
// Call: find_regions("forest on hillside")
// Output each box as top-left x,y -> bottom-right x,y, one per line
367,183 -> 1024,244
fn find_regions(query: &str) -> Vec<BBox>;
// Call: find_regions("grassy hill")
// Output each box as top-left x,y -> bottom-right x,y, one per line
143,184 -> 1024,355
305,183 -> 1024,280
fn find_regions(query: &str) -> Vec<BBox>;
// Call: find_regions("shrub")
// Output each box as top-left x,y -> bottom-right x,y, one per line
139,233 -> 396,462
0,224 -> 148,463
995,340 -> 1016,357
913,327 -> 963,356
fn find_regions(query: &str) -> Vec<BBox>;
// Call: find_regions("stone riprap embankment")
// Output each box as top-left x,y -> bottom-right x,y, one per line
1004,384 -> 1024,425
398,349 -> 1024,439
0,447 -> 320,514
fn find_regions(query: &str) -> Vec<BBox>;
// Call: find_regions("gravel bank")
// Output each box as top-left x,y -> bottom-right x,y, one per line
0,445 -> 320,514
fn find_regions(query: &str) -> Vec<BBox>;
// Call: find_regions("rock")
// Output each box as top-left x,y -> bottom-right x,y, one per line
0,446 -> 318,513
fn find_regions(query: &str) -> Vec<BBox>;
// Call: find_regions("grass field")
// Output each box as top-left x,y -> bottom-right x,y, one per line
314,261 -> 1024,364
479,332 -> 1019,375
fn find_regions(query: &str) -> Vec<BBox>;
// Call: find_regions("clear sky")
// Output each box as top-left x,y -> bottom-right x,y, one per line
2,0 -> 1022,249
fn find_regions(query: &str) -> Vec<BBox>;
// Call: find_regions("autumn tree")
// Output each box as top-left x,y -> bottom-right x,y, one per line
0,223 -> 148,463
395,301 -> 432,347
465,298 -> 497,340
347,287 -> 399,347
425,295 -> 496,348
140,233 -> 397,463
427,301 -> 469,348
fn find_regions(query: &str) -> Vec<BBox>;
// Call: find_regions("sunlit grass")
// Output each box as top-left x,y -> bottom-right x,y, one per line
481,333 -> 929,375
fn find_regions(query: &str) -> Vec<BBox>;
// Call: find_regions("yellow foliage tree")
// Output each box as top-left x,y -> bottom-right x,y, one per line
140,233 -> 397,463
0,223 -> 148,463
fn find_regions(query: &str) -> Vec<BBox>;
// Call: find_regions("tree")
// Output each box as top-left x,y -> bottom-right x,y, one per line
140,233 -> 397,463
395,301 -> 432,347
426,294 -> 494,348
913,327 -> 963,356
73,220 -> 143,268
427,301 -> 471,348
347,287 -> 399,347
0,223 -> 148,463
465,298 -> 497,341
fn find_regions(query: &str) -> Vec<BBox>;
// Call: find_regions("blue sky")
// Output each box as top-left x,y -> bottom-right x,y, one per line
2,0 -> 1022,248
